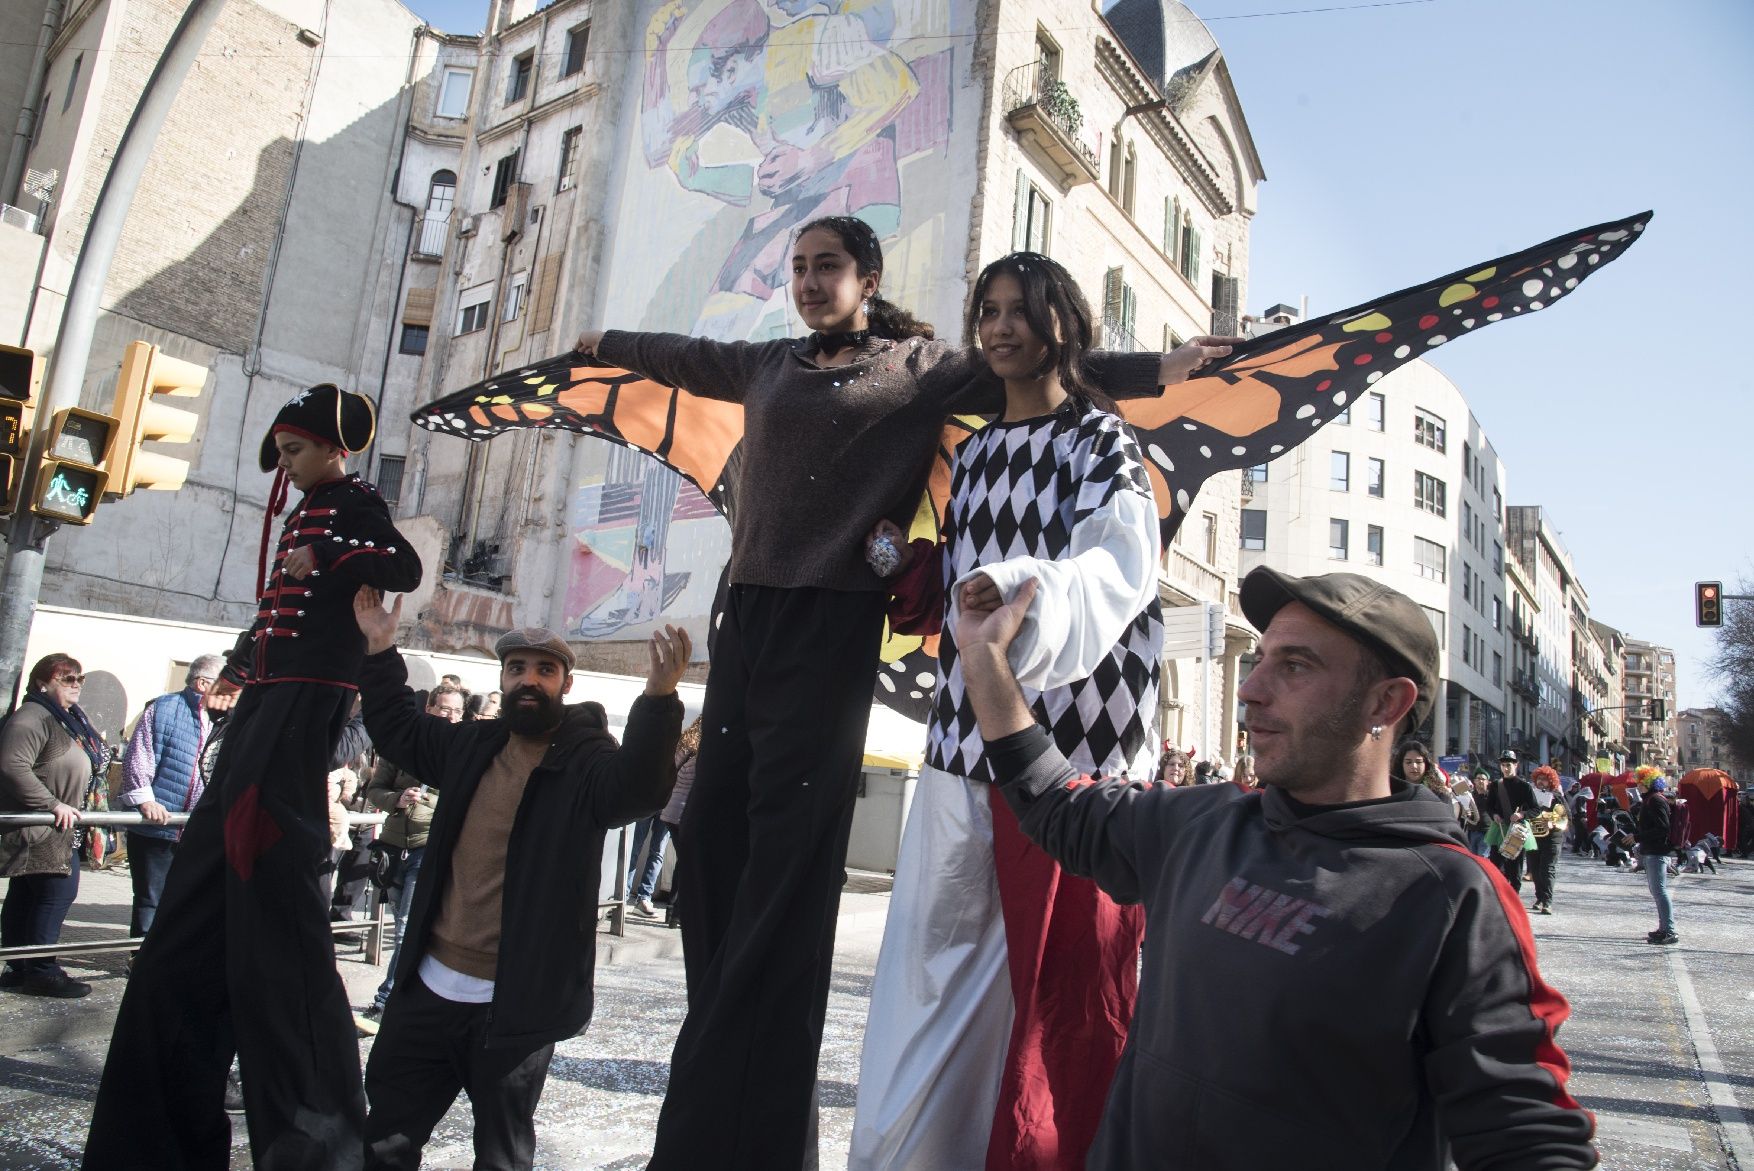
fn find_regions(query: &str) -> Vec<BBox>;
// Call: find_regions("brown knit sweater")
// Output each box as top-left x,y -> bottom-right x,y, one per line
597,330 -> 1164,593
427,735 -> 550,980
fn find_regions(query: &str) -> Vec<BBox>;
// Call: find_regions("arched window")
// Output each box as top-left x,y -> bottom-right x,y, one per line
426,170 -> 457,218
1107,135 -> 1124,200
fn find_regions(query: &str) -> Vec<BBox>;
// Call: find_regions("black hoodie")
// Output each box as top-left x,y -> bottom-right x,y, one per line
988,726 -> 1597,1171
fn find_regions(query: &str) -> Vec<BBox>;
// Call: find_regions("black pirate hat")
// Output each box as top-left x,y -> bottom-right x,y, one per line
257,383 -> 377,472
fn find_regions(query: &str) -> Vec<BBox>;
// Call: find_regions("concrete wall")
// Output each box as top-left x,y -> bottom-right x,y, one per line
0,0 -> 59,207
0,223 -> 45,345
2,0 -> 437,629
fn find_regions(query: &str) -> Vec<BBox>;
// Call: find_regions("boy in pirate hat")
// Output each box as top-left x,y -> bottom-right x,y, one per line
86,384 -> 422,1171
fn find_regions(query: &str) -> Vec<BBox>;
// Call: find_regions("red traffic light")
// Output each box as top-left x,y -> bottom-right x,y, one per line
1695,581 -> 1723,627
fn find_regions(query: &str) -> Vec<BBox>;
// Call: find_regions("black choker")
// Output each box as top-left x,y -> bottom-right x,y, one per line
812,329 -> 869,354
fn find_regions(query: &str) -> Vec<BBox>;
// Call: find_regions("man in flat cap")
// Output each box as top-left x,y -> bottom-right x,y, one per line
950,566 -> 1598,1170
350,594 -> 689,1171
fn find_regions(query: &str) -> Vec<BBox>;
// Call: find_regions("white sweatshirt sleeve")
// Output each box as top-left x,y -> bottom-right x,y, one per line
950,486 -> 1160,692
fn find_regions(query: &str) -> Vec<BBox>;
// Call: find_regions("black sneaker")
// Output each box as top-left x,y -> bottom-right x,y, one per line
1647,931 -> 1679,945
0,967 -> 23,989
19,970 -> 92,999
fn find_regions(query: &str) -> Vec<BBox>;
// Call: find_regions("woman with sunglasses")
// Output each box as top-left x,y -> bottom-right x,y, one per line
0,654 -> 108,998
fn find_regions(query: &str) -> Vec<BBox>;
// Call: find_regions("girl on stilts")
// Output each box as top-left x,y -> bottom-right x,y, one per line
576,217 -> 1234,1170
852,252 -> 1167,1171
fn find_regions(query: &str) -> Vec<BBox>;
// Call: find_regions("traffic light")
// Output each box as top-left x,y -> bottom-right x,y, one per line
1650,698 -> 1666,722
107,341 -> 206,496
1695,581 -> 1723,628
31,407 -> 117,525
0,344 -> 35,518
0,343 -> 32,401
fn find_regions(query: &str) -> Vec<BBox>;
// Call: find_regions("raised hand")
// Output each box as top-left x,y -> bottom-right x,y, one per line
353,587 -> 404,656
954,577 -> 1037,656
645,624 -> 693,697
575,329 -> 605,356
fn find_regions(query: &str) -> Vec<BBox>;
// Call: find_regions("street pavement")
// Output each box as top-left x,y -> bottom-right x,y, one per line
0,851 -> 1749,1169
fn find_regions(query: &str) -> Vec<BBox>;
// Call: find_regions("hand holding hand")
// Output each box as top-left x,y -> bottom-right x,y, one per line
645,624 -> 692,696
51,802 -> 80,831
958,572 -> 1003,616
953,577 -> 1037,656
1160,334 -> 1248,384
353,587 -> 404,656
282,545 -> 318,581
139,800 -> 171,826
575,329 -> 605,355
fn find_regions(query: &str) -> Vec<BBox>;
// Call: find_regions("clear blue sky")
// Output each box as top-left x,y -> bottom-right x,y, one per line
404,0 -> 1751,708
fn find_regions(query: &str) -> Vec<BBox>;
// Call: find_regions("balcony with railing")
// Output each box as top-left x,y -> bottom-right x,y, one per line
1002,61 -> 1100,187
412,214 -> 451,260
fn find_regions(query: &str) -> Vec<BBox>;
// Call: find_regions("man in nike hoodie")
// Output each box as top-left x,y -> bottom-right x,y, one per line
953,565 -> 1597,1170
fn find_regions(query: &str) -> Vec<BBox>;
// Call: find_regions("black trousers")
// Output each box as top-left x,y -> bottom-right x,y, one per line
649,585 -> 887,1171
1530,835 -> 1560,904
364,971 -> 554,1171
84,683 -> 365,1171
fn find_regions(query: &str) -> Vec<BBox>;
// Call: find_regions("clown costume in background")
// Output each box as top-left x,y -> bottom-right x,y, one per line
85,385 -> 421,1171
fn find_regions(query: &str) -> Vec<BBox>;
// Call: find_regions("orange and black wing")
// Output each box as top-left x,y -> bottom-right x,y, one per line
412,352 -> 747,517
1123,210 -> 1651,544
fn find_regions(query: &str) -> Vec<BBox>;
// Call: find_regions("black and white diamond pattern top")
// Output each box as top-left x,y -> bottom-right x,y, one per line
924,400 -> 1163,783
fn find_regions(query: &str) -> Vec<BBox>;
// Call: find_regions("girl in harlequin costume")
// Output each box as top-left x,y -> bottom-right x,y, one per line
850,253 -> 1164,1171
85,385 -> 421,1171
575,216 -> 1235,1170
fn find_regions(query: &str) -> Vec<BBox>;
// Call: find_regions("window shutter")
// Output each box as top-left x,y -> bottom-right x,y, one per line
402,287 -> 435,327
1189,228 -> 1203,285
1102,266 -> 1124,336
529,253 -> 562,334
1013,170 -> 1029,252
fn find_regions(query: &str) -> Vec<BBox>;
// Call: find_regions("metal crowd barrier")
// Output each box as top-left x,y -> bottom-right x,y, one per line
0,811 -> 390,964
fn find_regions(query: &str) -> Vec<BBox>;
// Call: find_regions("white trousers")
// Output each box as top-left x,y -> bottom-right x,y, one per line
848,765 -> 1015,1171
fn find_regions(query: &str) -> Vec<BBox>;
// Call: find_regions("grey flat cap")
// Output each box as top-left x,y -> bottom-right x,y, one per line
494,627 -> 575,672
1240,566 -> 1439,732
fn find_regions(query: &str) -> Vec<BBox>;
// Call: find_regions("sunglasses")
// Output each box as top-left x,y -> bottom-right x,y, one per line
55,674 -> 87,685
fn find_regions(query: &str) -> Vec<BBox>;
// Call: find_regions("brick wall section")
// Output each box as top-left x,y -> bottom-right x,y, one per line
60,1 -> 314,351
110,3 -> 313,349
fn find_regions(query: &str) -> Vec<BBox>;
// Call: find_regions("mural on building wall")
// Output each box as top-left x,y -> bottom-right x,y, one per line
555,0 -> 970,644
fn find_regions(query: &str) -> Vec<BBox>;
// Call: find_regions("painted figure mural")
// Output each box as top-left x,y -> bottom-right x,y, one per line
568,0 -> 973,641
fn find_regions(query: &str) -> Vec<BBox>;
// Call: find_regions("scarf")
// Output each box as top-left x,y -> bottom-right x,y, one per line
810,328 -> 869,355
24,690 -> 109,775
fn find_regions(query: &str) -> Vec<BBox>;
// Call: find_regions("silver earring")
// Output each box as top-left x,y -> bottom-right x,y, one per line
1369,725 -> 1384,740
861,298 -> 871,314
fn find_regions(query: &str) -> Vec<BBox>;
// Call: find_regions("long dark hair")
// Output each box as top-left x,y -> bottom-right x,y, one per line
963,252 -> 1114,413
1393,737 -> 1437,783
795,215 -> 934,341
